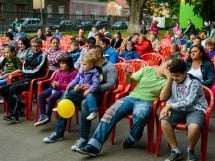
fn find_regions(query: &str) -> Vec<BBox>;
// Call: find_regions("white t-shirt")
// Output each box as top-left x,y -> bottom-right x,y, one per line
188,67 -> 203,81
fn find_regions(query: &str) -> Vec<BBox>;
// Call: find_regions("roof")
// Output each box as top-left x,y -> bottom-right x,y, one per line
114,0 -> 129,9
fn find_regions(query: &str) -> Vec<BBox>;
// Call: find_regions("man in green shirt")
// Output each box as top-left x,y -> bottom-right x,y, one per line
74,55 -> 174,156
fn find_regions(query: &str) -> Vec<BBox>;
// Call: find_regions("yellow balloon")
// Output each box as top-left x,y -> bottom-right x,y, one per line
57,99 -> 75,118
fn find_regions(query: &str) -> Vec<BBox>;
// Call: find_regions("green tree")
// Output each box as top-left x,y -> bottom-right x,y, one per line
185,0 -> 215,21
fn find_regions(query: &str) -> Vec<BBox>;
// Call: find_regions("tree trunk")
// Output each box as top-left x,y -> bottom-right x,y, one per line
126,0 -> 146,34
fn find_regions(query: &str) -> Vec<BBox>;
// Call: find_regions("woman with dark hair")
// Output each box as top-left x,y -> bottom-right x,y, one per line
186,44 -> 214,87
17,37 -> 31,60
45,37 -> 65,73
110,31 -> 123,51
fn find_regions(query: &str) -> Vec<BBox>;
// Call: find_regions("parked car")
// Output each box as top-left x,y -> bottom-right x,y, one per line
74,21 -> 94,31
49,20 -> 73,31
9,17 -> 42,32
111,21 -> 128,30
91,20 -> 108,29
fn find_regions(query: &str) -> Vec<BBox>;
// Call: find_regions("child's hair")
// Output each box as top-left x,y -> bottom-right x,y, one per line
126,41 -> 136,51
169,59 -> 186,73
171,51 -> 182,59
30,37 -> 42,46
205,38 -> 215,46
101,37 -> 110,45
171,43 -> 180,52
70,39 -> 79,47
4,45 -> 16,55
81,54 -> 97,67
58,55 -> 74,71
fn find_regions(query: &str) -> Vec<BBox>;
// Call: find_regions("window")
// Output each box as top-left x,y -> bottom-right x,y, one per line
76,8 -> 82,20
58,6 -> 65,18
47,5 -> 52,18
91,10 -> 96,19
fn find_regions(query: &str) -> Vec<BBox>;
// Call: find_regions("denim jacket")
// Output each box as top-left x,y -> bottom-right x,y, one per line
186,59 -> 214,87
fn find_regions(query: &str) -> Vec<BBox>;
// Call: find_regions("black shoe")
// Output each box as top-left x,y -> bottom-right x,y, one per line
187,150 -> 195,161
11,116 -> 20,123
164,150 -> 183,161
121,137 -> 135,149
3,115 -> 13,121
76,144 -> 100,157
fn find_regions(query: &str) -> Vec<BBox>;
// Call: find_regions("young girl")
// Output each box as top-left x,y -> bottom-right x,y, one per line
0,45 -> 22,86
119,41 -> 140,60
34,56 -> 78,126
67,53 -> 100,120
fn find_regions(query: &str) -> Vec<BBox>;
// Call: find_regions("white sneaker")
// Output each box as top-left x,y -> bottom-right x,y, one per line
86,112 -> 97,120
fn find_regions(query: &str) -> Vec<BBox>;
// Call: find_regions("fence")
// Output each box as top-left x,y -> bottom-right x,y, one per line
0,11 -> 129,34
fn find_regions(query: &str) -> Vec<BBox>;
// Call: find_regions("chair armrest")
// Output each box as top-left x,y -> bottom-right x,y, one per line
7,72 -> 23,84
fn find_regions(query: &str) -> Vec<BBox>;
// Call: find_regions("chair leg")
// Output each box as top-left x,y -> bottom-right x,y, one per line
201,130 -> 208,161
3,100 -> 8,115
154,124 -> 163,156
147,118 -> 154,153
66,118 -> 72,132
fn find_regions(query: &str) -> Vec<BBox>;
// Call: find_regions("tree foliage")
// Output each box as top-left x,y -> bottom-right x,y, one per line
185,0 -> 215,21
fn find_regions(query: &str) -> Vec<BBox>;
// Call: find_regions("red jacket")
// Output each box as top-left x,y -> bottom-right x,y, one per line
135,39 -> 153,56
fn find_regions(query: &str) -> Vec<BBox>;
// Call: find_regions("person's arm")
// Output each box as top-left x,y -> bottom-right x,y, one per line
108,49 -> 118,64
159,68 -> 173,101
201,62 -> 214,86
98,64 -> 117,92
89,71 -> 100,92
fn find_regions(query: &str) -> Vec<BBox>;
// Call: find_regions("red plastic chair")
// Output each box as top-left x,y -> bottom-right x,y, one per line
118,56 -> 126,63
140,53 -> 163,66
154,86 -> 214,161
4,68 -> 50,120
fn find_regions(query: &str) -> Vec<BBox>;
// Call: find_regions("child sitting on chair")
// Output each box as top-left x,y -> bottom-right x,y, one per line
66,53 -> 100,120
0,45 -> 22,86
34,56 -> 78,126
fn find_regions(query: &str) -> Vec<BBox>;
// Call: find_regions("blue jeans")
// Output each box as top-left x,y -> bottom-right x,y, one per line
87,96 -> 152,150
0,79 -> 7,86
0,79 -> 30,118
38,87 -> 62,117
55,90 -> 100,137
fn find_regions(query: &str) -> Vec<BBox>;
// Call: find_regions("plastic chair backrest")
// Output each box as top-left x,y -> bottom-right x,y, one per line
141,53 -> 163,66
126,59 -> 148,72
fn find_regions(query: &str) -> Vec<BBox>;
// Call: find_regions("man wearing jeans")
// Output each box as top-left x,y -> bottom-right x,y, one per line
74,56 -> 174,156
43,45 -> 117,144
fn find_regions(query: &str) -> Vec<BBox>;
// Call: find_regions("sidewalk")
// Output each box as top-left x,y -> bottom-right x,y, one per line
1,105 -> 215,161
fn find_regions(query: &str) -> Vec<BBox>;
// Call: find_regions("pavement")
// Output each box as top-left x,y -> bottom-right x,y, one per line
1,104 -> 215,161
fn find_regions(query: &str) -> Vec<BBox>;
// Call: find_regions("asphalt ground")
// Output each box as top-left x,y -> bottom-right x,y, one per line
1,104 -> 215,161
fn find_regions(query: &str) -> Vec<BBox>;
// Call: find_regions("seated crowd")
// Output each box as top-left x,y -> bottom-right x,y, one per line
0,23 -> 215,161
